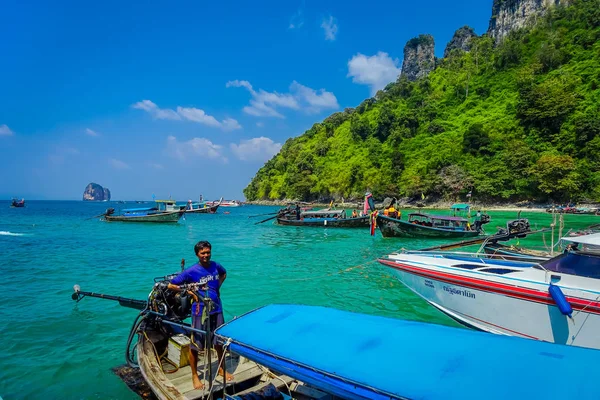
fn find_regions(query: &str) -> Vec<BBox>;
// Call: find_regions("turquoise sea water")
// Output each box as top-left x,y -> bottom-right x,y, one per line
1,201 -> 598,399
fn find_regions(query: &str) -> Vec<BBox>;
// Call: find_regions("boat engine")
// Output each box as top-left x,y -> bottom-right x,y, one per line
480,214 -> 491,225
497,218 -> 531,237
105,207 -> 115,216
149,280 -> 192,321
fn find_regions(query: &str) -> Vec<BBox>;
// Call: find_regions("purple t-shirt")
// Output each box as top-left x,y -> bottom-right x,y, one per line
171,261 -> 226,315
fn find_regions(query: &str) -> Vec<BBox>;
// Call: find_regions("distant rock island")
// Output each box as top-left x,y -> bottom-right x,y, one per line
83,183 -> 111,201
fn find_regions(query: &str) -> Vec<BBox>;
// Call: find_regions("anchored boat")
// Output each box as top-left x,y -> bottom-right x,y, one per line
10,198 -> 25,208
71,282 -> 600,400
376,212 -> 489,238
277,208 -> 369,227
378,232 -> 600,350
181,198 -> 222,214
104,200 -> 185,223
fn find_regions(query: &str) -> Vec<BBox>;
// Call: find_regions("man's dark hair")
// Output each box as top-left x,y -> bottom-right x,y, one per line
194,240 -> 212,254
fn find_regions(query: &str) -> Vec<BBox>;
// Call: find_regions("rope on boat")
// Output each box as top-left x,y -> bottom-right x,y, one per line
142,330 -> 181,374
207,338 -> 232,396
254,363 -> 293,396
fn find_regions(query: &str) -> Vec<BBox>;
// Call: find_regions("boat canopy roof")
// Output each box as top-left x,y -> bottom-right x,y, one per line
542,251 -> 600,278
409,213 -> 467,222
302,209 -> 345,216
451,203 -> 470,210
155,199 -> 176,204
216,304 -> 600,400
562,233 -> 600,246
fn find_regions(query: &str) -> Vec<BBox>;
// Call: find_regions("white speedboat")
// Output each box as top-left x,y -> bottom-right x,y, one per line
378,233 -> 600,350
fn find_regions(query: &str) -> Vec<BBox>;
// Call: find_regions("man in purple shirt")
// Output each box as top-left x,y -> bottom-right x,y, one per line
167,240 -> 232,390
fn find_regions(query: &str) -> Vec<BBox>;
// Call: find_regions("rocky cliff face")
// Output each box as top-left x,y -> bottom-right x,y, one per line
400,34 -> 436,82
488,0 -> 566,41
83,183 -> 111,201
444,26 -> 477,58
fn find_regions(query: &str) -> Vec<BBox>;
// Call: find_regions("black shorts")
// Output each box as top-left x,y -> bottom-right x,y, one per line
190,312 -> 225,351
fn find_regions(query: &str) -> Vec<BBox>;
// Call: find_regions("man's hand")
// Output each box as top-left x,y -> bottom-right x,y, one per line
157,281 -> 169,290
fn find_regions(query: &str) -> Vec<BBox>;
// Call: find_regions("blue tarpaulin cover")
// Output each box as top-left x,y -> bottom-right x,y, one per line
216,304 -> 600,400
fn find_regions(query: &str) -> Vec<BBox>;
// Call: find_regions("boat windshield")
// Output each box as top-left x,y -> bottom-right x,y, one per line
541,252 -> 600,279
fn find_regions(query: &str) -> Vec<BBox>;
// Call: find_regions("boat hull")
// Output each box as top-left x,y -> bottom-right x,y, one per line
276,216 -> 369,227
105,211 -> 184,223
184,204 -> 219,214
377,214 -> 479,238
379,257 -> 600,349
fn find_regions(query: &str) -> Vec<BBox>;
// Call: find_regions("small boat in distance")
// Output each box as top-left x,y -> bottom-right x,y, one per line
207,199 -> 241,207
103,200 -> 184,223
181,197 -> 222,214
10,198 -> 25,208
376,212 -> 489,238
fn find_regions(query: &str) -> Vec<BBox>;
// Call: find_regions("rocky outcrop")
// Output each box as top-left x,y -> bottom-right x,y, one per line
488,0 -> 566,42
400,34 -> 435,82
444,26 -> 477,58
83,183 -> 111,201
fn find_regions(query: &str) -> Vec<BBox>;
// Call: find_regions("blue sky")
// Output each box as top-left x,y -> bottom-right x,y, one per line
0,0 -> 492,201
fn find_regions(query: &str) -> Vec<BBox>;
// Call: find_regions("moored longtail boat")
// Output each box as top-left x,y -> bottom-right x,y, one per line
104,200 -> 185,223
276,208 -> 369,227
181,197 -> 222,214
71,284 -> 600,400
377,212 -> 485,238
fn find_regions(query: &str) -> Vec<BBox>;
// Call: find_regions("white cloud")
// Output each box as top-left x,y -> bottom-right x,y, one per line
222,118 -> 242,132
321,16 -> 338,41
132,100 -> 181,120
176,106 -> 221,128
256,122 -> 264,128
132,100 -> 241,131
85,128 -> 99,137
166,135 -> 227,162
0,124 -> 14,136
230,137 -> 282,162
226,80 -> 338,117
227,80 -> 298,118
109,158 -> 131,170
288,7 -> 304,29
347,51 -> 402,95
290,81 -> 339,113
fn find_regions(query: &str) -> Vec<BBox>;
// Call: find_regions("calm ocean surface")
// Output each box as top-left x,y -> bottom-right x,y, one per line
1,200 -> 598,399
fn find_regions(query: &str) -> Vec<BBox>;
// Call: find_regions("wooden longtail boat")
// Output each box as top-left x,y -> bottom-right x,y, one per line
277,208 -> 369,227
71,284 -> 600,400
104,200 -> 185,223
377,212 -> 484,238
181,198 -> 222,214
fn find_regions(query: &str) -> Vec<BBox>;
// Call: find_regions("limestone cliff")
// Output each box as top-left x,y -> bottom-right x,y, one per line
488,0 -> 566,41
400,34 -> 435,82
444,26 -> 477,58
83,183 -> 111,201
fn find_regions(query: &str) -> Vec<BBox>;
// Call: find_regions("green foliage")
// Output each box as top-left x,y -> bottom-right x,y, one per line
463,123 -> 491,155
244,0 -> 600,203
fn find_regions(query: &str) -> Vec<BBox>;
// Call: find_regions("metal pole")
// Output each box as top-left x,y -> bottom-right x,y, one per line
204,294 -> 212,400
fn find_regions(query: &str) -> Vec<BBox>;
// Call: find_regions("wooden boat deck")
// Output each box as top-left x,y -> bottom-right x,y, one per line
138,333 -> 333,400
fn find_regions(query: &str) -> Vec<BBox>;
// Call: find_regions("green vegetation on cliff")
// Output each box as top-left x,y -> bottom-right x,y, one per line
245,1 -> 600,203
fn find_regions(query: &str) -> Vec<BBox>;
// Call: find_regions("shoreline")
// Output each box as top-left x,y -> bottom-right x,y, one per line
244,200 -> 557,213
